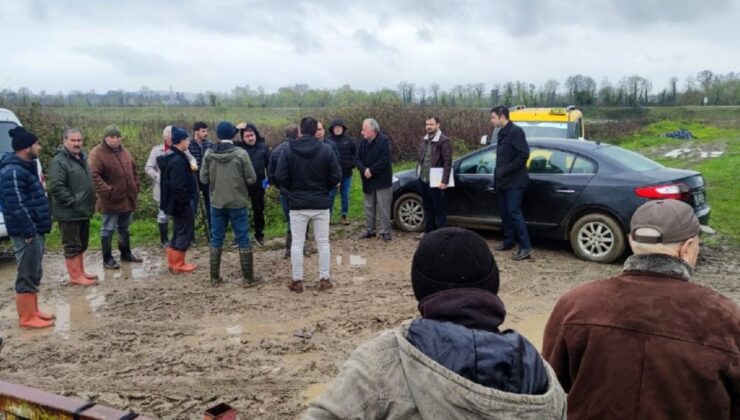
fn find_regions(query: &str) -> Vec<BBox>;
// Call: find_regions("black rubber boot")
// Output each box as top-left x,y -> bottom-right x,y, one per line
284,232 -> 292,259
102,235 -> 119,269
209,247 -> 223,285
118,230 -> 143,263
239,248 -> 262,288
158,223 -> 169,249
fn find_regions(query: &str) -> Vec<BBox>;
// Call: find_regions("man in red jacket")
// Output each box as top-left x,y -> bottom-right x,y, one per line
543,199 -> 739,419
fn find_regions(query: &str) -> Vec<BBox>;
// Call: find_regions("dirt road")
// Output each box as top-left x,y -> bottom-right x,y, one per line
0,229 -> 737,419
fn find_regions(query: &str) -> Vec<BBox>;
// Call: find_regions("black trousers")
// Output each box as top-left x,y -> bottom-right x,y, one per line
248,185 -> 265,239
59,220 -> 90,259
170,203 -> 195,252
418,179 -> 448,233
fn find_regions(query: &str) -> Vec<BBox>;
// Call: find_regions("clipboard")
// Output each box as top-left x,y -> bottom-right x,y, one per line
430,167 -> 454,188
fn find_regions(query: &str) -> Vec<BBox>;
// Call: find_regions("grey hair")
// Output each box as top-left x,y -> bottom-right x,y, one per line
163,125 -> 172,140
62,128 -> 81,140
629,228 -> 685,256
363,118 -> 380,133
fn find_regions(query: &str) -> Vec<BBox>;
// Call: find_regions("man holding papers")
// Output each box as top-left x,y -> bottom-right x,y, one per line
415,116 -> 453,238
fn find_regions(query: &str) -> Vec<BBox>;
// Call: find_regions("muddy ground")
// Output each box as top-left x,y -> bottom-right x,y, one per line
0,228 -> 738,419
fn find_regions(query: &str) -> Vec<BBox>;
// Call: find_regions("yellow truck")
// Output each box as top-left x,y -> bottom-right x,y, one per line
482,106 -> 585,144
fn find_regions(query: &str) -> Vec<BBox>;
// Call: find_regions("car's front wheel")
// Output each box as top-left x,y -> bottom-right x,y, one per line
569,213 -> 626,263
393,192 -> 425,232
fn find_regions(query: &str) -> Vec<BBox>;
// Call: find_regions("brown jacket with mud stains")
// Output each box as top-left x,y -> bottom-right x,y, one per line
543,253 -> 740,420
88,141 -> 140,214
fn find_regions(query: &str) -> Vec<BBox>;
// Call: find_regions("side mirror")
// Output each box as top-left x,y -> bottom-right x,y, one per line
480,135 -> 488,145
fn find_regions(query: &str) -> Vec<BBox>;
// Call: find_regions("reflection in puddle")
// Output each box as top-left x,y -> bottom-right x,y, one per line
335,254 -> 410,274
195,311 -> 340,344
53,291 -> 104,339
302,383 -> 328,402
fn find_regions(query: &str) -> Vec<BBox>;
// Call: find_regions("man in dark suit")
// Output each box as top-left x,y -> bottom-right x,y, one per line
491,106 -> 533,260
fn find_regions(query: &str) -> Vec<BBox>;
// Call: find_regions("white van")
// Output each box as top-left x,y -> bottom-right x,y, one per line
0,108 -> 45,239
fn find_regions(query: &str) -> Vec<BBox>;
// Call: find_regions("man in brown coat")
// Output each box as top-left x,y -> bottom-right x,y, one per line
88,125 -> 143,269
415,115 -> 452,238
543,199 -> 739,419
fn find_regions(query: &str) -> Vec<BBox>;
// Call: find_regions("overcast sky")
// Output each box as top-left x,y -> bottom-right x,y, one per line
2,0 -> 738,94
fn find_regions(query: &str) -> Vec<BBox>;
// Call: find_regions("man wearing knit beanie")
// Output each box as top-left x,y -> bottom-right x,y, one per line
157,126 -> 198,273
200,121 -> 260,286
0,127 -> 55,328
307,227 -> 566,419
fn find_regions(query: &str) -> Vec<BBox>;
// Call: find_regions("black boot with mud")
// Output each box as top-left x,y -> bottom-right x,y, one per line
118,231 -> 143,263
101,235 -> 119,269
209,247 -> 223,285
240,248 -> 262,288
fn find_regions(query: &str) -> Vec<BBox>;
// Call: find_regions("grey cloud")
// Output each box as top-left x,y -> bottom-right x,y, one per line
417,27 -> 432,42
74,44 -> 178,77
353,30 -> 397,53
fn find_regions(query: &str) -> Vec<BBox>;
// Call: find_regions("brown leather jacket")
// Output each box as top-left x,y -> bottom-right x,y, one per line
88,141 -> 140,214
416,131 -> 453,184
543,253 -> 740,420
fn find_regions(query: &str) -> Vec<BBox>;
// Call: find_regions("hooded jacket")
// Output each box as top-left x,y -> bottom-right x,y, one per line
88,140 -> 140,214
237,125 -> 270,185
200,141 -> 256,209
274,136 -> 341,210
543,253 -> 740,419
305,322 -> 566,419
356,132 -> 393,193
157,147 -> 197,217
328,118 -> 357,178
0,153 -> 51,237
48,146 -> 95,222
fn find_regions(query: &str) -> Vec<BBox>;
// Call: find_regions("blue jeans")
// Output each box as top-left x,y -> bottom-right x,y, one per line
328,187 -> 338,216
418,178 -> 448,233
209,207 -> 250,248
339,176 -> 352,216
279,192 -> 291,233
101,211 -> 132,238
11,234 -> 45,293
498,188 -> 532,250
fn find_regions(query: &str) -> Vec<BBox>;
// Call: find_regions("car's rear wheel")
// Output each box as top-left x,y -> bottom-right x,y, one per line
393,192 -> 425,232
569,213 -> 625,263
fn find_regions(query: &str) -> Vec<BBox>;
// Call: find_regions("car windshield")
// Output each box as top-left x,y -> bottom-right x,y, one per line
517,122 -> 568,138
0,121 -> 18,154
598,145 -> 664,172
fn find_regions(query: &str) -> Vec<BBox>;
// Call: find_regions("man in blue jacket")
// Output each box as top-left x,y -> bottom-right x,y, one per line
0,127 -> 54,329
491,106 -> 533,261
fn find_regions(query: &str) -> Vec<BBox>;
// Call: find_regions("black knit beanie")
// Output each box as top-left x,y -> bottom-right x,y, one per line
9,126 -> 39,151
411,227 -> 500,301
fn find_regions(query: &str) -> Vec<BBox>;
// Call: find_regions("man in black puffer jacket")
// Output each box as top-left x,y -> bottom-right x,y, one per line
0,127 -> 54,329
328,118 -> 357,225
236,122 -> 270,245
275,117 -> 341,293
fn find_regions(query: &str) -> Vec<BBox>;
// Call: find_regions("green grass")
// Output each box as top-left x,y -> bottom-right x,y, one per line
614,120 -> 740,246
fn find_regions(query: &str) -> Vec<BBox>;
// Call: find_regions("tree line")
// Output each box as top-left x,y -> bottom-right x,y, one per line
2,70 -> 739,109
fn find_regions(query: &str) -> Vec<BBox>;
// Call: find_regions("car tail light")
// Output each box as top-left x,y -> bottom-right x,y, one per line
634,183 -> 690,200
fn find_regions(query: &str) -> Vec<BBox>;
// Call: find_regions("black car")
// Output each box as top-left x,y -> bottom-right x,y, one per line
392,138 -> 710,263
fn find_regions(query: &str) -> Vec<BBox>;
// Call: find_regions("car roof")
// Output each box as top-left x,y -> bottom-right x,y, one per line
526,137 -> 607,152
0,108 -> 21,125
510,107 -> 583,122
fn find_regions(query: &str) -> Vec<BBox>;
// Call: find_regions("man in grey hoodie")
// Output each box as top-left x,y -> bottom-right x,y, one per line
305,227 -> 566,419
